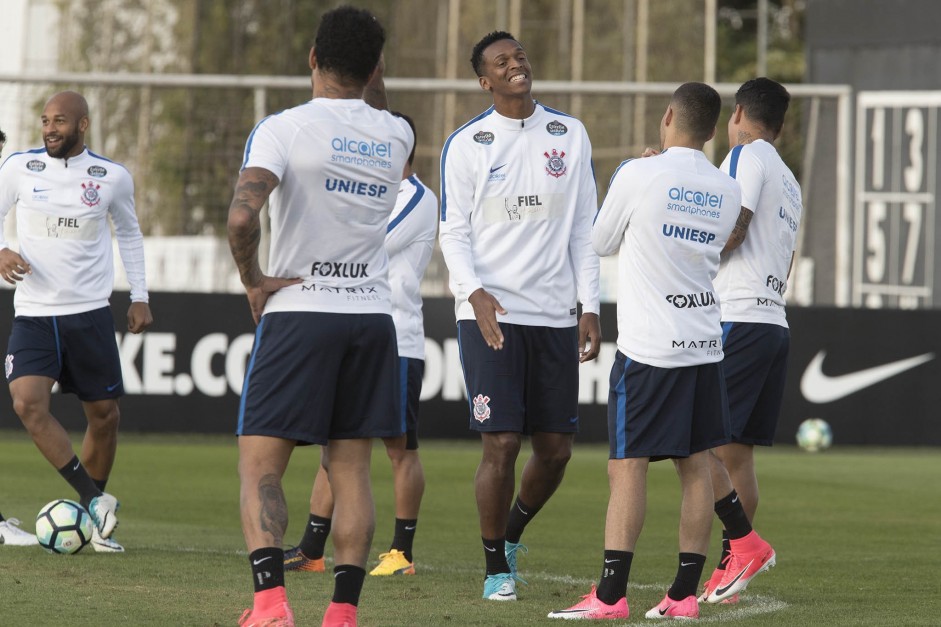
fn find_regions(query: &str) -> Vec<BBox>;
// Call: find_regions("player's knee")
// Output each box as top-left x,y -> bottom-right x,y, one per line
11,392 -> 47,424
482,432 -> 523,462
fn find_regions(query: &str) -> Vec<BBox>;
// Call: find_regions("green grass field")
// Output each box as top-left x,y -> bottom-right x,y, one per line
0,431 -> 938,626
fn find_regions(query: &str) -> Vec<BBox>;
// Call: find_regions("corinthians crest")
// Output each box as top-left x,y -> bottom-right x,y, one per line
472,394 -> 492,422
80,180 -> 101,207
544,149 -> 567,178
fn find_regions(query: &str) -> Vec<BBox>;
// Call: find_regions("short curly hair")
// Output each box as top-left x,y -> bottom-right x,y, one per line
470,31 -> 518,77
736,77 -> 791,136
314,6 -> 385,85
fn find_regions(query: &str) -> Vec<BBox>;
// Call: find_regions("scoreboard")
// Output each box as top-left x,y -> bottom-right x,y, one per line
855,92 -> 939,308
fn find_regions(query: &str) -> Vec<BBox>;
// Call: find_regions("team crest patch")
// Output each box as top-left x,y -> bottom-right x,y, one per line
474,131 -> 495,145
472,394 -> 492,422
80,180 -> 101,206
4,354 -> 13,379
546,120 -> 568,135
87,165 -> 107,178
544,149 -> 567,178
27,160 -> 46,172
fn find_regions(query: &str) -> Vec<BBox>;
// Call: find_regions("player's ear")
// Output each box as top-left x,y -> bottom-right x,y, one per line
732,104 -> 745,124
78,116 -> 89,133
309,47 -> 317,71
478,75 -> 492,92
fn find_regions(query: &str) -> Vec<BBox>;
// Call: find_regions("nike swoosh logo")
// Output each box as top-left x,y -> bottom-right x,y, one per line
604,558 -> 619,564
680,561 -> 696,567
33,187 -> 52,193
311,522 -> 326,527
731,496 -> 738,504
659,605 -> 673,616
485,546 -> 497,552
72,461 -> 81,471
252,556 -> 272,565
489,164 -> 507,174
404,525 -> 416,531
106,382 -> 121,392
516,503 -> 529,515
714,561 -> 751,597
800,350 -> 935,403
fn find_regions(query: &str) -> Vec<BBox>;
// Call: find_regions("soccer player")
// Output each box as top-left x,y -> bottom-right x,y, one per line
0,92 -> 152,554
284,111 -> 438,578
698,77 -> 796,604
548,82 -> 740,620
228,7 -> 413,627
439,31 -> 602,602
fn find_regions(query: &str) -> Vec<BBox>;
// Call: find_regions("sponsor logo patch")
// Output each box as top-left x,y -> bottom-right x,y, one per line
4,354 -> 13,379
87,165 -> 107,178
546,120 -> 568,136
27,160 -> 46,172
474,131 -> 495,145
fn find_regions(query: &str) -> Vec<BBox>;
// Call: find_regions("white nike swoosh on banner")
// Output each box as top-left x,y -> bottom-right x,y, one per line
800,350 -> 935,404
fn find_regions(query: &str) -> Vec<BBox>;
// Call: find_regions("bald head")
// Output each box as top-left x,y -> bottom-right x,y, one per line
42,91 -> 89,159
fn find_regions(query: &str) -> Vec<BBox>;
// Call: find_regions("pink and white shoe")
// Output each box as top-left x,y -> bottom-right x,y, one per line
706,531 -> 775,603
644,593 -> 699,619
547,585 -> 629,620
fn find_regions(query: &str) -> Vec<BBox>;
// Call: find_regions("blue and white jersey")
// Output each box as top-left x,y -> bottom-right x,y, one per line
593,147 -> 741,367
715,139 -> 802,327
0,147 -> 147,317
241,98 -> 413,315
387,174 -> 438,360
439,102 -> 600,327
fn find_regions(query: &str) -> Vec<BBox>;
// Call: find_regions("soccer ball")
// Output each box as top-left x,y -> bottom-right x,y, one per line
35,499 -> 93,554
795,418 -> 833,453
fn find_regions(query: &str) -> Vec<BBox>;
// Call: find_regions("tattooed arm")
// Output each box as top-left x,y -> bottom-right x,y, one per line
721,206 -> 755,255
227,167 -> 302,324
363,53 -> 388,111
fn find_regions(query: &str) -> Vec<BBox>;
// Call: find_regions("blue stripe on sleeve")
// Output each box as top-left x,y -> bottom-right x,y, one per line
728,144 -> 744,179
440,107 -> 495,221
387,175 -> 425,233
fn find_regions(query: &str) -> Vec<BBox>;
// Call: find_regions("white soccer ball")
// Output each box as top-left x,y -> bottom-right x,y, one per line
35,499 -> 93,554
796,418 -> 833,453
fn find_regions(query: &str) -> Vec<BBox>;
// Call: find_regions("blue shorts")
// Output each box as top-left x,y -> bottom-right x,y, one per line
456,321 -> 579,434
720,322 -> 790,446
398,357 -> 423,450
237,312 -> 401,445
607,352 -> 730,460
5,307 -> 123,401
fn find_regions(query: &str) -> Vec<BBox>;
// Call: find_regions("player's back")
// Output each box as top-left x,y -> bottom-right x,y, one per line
715,140 -> 801,326
241,98 -> 412,315
595,147 -> 741,367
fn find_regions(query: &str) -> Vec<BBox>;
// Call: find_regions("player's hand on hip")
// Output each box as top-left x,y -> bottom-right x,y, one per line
468,287 -> 506,351
0,248 -> 31,284
127,302 -> 154,334
245,275 -> 303,325
578,312 -> 602,363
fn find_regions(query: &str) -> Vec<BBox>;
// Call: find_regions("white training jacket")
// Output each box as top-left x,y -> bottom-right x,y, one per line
241,98 -> 413,315
592,147 -> 741,368
715,140 -> 802,327
387,174 -> 439,360
439,103 -> 600,328
0,147 -> 148,317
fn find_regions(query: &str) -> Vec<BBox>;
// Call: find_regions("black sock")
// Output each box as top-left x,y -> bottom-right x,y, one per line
596,550 -> 632,605
249,547 -> 285,592
505,496 -> 540,544
0,511 -> 5,522
298,513 -> 331,559
717,531 -> 731,569
482,537 -> 509,575
93,478 -> 108,493
668,553 -> 706,600
714,490 -> 752,540
332,565 -> 366,606
57,456 -> 102,509
391,518 -> 417,562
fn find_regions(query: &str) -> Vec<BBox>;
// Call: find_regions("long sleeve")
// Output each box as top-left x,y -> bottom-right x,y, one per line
592,160 -> 635,257
438,136 -> 483,299
109,171 -> 148,302
569,132 -> 601,314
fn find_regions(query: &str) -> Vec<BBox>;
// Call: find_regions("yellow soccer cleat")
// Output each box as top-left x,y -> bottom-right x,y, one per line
368,549 -> 415,576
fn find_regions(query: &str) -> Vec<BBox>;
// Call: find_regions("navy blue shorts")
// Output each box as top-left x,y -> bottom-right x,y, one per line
237,312 -> 401,445
720,322 -> 790,446
607,352 -> 730,460
456,321 -> 579,434
397,357 -> 423,450
5,307 -> 123,401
